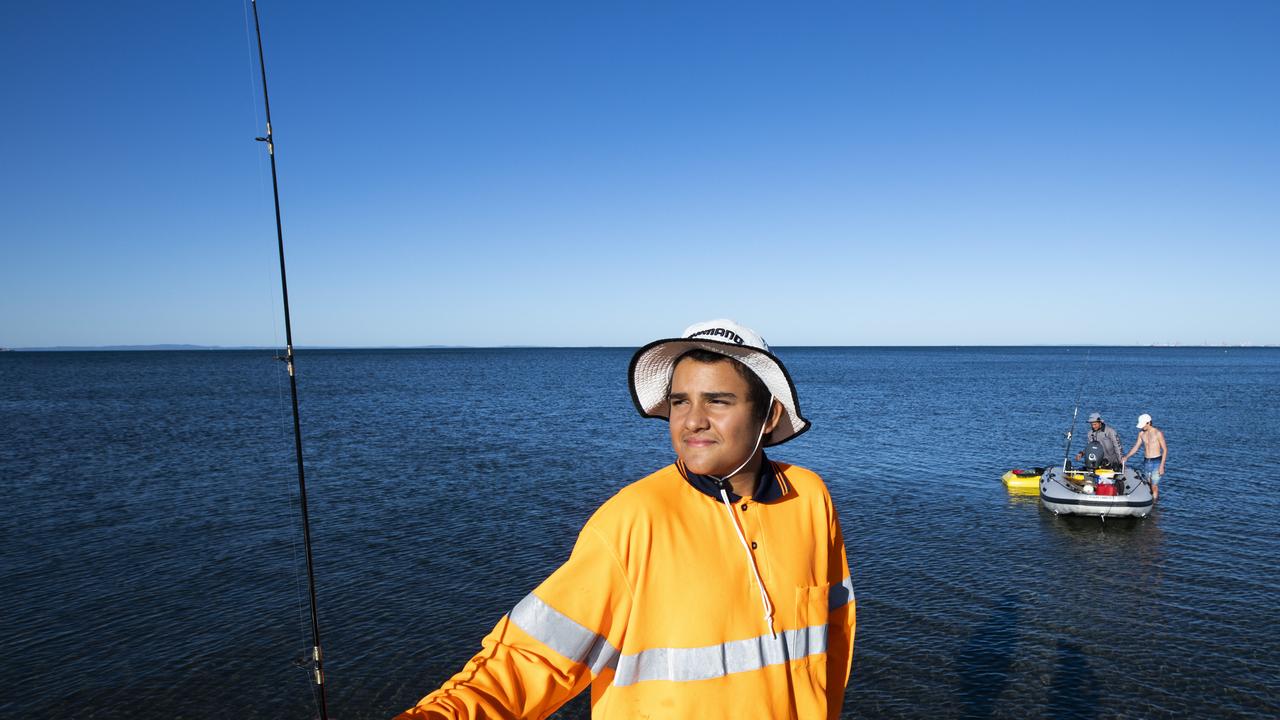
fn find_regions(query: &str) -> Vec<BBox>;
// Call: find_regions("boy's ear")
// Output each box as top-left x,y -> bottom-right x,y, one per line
764,399 -> 783,434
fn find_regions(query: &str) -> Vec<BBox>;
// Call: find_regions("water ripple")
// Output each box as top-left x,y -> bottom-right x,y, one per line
2,347 -> 1278,718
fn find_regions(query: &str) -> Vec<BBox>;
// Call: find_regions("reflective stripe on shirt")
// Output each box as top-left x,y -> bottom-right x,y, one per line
509,593 -> 621,675
510,585 -> 852,687
829,576 -> 855,611
613,623 -> 827,687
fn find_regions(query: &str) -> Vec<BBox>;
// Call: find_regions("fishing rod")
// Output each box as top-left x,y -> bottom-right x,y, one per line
1060,349 -> 1091,472
249,2 -> 330,718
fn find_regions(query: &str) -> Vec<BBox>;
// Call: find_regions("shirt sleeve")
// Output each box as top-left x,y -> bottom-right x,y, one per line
825,502 -> 855,719
1107,429 -> 1123,461
395,523 -> 633,719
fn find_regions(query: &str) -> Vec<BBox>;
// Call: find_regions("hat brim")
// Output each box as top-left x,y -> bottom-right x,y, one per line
628,338 -> 810,447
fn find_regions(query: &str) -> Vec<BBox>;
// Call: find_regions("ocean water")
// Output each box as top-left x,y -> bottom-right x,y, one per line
2,347 -> 1278,719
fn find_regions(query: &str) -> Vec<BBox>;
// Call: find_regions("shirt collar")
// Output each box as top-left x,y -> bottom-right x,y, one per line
675,454 -> 789,503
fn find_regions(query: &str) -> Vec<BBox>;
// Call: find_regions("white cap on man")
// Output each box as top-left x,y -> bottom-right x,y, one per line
1136,413 -> 1153,429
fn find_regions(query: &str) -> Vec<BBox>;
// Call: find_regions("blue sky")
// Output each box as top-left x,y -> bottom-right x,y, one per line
3,1 -> 1277,347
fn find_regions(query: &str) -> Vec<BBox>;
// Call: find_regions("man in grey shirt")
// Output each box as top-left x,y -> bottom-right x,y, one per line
1075,412 -> 1123,467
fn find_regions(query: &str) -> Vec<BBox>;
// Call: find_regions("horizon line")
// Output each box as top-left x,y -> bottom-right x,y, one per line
5,343 -> 1278,352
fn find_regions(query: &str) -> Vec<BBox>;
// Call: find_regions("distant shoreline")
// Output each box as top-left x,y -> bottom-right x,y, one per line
5,344 -> 1277,352
2,344 -> 475,352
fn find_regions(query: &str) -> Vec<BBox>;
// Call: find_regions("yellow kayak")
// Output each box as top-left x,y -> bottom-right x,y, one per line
1002,467 -> 1044,495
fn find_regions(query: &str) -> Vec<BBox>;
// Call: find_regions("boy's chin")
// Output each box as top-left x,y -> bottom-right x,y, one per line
678,454 -> 737,478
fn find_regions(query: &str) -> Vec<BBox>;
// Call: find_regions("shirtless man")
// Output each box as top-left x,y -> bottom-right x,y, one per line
1123,413 -> 1167,501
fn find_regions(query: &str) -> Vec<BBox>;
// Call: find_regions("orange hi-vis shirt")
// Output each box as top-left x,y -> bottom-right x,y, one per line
397,460 -> 855,719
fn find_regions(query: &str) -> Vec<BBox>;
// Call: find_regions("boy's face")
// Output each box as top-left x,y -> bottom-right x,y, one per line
667,357 -> 766,477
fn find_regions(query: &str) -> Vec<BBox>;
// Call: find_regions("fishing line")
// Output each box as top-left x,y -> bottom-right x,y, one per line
240,0 -> 314,699
240,2 -> 263,158
247,2 -> 332,717
241,0 -> 283,344
1060,349 -> 1091,471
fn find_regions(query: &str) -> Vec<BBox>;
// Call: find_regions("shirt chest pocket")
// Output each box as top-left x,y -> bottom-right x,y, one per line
791,584 -> 831,669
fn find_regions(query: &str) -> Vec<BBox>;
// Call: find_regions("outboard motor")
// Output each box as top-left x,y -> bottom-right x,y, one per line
1082,441 -> 1106,470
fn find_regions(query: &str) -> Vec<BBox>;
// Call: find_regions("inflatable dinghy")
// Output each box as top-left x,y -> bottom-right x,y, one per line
1039,465 -> 1153,518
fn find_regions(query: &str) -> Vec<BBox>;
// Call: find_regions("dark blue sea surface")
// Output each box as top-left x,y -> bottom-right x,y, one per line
2,347 -> 1278,718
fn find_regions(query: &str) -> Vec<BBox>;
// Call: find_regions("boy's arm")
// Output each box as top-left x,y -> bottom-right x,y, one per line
396,526 -> 631,719
826,503 -> 855,720
1122,436 -> 1141,462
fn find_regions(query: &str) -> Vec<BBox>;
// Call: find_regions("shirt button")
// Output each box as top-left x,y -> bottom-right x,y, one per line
740,503 -> 749,511
750,541 -> 758,549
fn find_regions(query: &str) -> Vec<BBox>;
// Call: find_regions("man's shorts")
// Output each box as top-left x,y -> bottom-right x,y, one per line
1143,456 -> 1163,485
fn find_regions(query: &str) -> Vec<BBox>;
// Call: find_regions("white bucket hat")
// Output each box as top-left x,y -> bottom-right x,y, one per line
628,319 -> 810,446
1136,413 -> 1152,428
